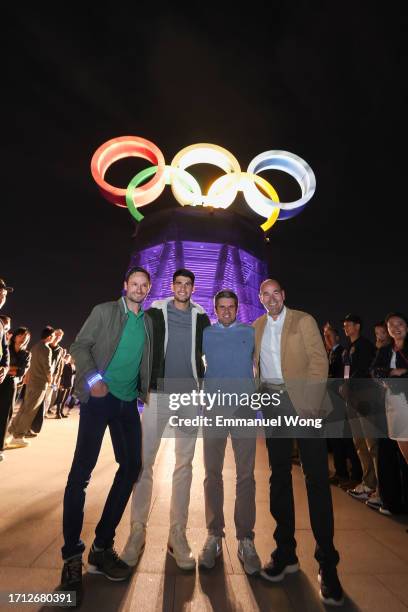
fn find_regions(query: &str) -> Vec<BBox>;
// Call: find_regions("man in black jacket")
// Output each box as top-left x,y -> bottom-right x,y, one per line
121,268 -> 211,571
340,314 -> 379,501
324,326 -> 362,486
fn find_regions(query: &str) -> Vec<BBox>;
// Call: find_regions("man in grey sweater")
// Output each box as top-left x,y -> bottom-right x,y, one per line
121,269 -> 210,570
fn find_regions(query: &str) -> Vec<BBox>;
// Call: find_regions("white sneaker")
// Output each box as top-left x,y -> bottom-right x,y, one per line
237,538 -> 262,575
5,436 -> 29,449
347,483 -> 374,500
198,535 -> 222,569
167,525 -> 196,570
120,522 -> 146,567
0,452 -> 4,461
366,494 -> 382,509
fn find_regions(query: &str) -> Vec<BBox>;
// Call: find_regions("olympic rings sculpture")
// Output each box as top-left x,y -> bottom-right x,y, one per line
91,136 -> 316,232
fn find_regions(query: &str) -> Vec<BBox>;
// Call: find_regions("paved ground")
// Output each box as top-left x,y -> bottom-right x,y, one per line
1,408 -> 408,611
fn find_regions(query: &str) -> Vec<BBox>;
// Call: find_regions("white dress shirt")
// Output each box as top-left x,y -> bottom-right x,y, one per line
260,306 -> 287,383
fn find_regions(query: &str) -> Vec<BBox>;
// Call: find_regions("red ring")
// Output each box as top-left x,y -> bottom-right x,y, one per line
90,136 -> 166,208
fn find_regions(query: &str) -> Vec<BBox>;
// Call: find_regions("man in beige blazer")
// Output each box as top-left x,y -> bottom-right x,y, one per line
253,279 -> 343,607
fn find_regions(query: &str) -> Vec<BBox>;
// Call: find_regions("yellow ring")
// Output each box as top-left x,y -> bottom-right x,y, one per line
170,143 -> 241,208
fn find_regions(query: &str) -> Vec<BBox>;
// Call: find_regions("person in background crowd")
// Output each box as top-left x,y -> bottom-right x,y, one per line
374,321 -> 392,350
324,326 -> 362,487
370,312 -> 408,516
340,314 -> 379,504
55,353 -> 75,418
6,326 -> 55,447
372,313 -> 408,463
0,328 -> 31,453
40,328 -> 65,420
0,278 -> 13,462
0,316 -> 11,344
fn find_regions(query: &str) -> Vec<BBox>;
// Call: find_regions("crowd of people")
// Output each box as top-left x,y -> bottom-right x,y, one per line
0,279 -> 76,461
322,314 -> 408,517
1,271 -> 408,609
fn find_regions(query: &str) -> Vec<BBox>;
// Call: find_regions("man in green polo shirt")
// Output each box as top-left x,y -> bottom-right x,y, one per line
59,267 -> 153,607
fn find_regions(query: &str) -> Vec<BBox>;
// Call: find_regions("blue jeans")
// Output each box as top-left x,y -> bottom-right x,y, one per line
62,393 -> 142,560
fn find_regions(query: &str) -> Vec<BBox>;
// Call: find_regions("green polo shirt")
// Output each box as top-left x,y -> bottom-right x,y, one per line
103,308 -> 145,401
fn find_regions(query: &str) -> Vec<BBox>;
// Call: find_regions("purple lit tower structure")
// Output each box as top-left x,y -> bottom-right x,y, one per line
128,206 -> 268,323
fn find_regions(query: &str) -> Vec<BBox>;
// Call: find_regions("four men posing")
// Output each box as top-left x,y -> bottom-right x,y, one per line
60,268 -> 343,607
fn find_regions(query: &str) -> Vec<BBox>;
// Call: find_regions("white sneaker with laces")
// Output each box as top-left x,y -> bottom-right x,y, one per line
167,525 -> 196,570
5,435 -> 29,449
347,483 -> 374,500
238,538 -> 262,575
198,535 -> 222,569
120,522 -> 146,567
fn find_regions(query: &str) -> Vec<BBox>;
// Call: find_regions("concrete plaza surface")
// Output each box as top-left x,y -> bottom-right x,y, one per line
1,409 -> 408,611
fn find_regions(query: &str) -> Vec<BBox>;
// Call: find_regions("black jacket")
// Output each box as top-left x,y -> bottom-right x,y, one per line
8,346 -> 31,382
371,342 -> 408,378
328,344 -> 344,379
343,335 -> 376,378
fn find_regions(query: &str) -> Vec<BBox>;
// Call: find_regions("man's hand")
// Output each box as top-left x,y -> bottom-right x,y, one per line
90,380 -> 109,398
0,366 -> 8,384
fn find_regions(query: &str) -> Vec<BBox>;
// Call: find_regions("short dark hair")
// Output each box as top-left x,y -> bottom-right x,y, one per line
0,315 -> 11,325
125,266 -> 151,284
385,312 -> 408,326
41,325 -> 55,340
173,268 -> 195,285
214,290 -> 239,308
374,321 -> 387,329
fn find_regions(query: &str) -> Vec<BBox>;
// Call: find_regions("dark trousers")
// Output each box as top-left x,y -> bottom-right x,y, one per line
378,437 -> 408,513
56,388 -> 69,416
62,393 -> 142,560
0,378 -> 16,450
31,400 -> 45,433
265,435 -> 339,568
331,438 -> 363,480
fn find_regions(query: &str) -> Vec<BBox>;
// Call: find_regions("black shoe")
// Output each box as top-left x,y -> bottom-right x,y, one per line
260,556 -> 300,582
59,556 -> 83,608
318,567 -> 344,606
87,545 -> 131,581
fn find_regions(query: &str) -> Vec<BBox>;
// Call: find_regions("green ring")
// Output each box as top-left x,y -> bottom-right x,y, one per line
126,165 -> 200,222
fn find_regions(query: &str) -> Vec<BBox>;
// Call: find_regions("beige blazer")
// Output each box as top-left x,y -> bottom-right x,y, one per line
253,308 -> 329,416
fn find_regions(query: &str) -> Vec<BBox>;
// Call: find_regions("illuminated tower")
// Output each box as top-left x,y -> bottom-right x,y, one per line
128,207 -> 268,322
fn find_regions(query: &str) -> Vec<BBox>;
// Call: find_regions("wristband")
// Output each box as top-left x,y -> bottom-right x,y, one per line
87,373 -> 103,388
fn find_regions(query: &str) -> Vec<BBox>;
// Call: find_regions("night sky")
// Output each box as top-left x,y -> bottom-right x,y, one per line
3,4 -> 406,347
